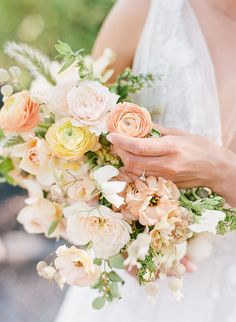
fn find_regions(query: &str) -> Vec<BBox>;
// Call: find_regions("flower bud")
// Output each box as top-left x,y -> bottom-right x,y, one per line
0,69 -> 10,83
168,277 -> 183,292
1,84 -> 13,97
9,66 -> 21,79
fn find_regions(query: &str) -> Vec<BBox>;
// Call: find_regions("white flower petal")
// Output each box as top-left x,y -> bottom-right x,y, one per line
189,210 -> 225,234
92,165 -> 119,184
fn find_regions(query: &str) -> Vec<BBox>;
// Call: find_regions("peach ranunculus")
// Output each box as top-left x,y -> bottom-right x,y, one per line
54,245 -> 101,287
45,118 -> 99,160
107,102 -> 152,138
67,80 -> 119,135
0,91 -> 40,133
12,137 -> 55,187
64,202 -> 131,259
17,179 -> 65,238
122,177 -> 180,226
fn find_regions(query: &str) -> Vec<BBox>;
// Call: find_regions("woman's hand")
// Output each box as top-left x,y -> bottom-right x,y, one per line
107,126 -> 236,206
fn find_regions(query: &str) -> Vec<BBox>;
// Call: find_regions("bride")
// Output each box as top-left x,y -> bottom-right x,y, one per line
55,0 -> 236,321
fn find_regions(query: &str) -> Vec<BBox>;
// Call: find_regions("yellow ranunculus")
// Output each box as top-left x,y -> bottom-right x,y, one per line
45,118 -> 98,160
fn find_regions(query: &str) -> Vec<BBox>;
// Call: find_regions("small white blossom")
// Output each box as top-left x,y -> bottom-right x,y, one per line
92,165 -> 126,208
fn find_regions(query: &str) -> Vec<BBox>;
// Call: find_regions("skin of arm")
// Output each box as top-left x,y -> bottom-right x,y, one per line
92,0 -> 150,81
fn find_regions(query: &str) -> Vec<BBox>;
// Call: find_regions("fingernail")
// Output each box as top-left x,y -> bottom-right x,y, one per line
106,134 -> 113,143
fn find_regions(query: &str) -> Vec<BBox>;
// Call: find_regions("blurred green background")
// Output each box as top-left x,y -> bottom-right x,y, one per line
0,0 -> 115,64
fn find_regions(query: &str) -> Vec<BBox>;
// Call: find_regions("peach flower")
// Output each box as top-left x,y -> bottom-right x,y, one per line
107,102 -> 152,138
122,177 -> 180,226
12,137 -> 55,187
54,245 -> 101,287
0,91 -> 40,133
150,208 -> 193,252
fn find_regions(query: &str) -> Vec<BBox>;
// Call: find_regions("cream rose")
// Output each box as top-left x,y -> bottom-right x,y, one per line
12,137 -> 55,186
54,245 -> 101,287
107,102 -> 152,138
67,80 -> 119,135
17,180 -> 65,238
0,91 -> 40,133
64,202 -> 131,259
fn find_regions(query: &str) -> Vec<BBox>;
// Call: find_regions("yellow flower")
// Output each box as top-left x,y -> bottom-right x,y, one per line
45,118 -> 98,160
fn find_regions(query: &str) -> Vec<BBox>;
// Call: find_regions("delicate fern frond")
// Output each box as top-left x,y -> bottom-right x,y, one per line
4,42 -> 56,85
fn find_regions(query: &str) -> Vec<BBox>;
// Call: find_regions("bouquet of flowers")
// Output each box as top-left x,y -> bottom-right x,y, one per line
0,41 -> 236,309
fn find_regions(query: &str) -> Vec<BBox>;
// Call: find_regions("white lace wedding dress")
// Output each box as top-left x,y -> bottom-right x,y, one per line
55,1 -> 236,321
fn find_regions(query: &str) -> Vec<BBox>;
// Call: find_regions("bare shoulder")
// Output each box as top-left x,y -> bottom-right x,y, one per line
92,0 -> 151,77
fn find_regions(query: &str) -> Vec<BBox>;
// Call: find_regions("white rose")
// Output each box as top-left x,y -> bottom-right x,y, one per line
67,80 -> 119,135
64,202 -> 131,259
54,245 -> 101,287
17,180 -> 64,238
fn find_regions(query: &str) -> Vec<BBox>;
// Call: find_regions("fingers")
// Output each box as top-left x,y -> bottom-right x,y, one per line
153,123 -> 189,137
180,256 -> 198,273
113,146 -> 167,174
107,133 -> 172,156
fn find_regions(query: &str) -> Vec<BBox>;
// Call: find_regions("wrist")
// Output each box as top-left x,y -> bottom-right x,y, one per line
211,149 -> 236,206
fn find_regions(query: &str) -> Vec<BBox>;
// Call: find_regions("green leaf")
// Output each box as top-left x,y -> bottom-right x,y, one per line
55,40 -> 73,56
3,135 -> 24,147
0,157 -> 14,174
91,276 -> 102,289
0,157 -> 14,185
0,129 -> 4,139
109,282 -> 121,298
92,296 -> 106,310
59,56 -> 75,73
93,258 -> 102,266
47,218 -> 60,236
108,254 -> 125,269
150,128 -> 161,138
108,271 -> 124,284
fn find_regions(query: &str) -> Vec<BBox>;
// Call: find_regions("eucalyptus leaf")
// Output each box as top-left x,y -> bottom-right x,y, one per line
108,254 -> 125,269
108,271 -> 124,284
93,258 -> 102,266
109,282 -> 121,298
92,296 -> 106,310
91,276 -> 102,289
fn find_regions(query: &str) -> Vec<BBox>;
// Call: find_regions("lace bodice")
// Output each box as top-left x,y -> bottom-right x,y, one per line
133,0 -> 222,144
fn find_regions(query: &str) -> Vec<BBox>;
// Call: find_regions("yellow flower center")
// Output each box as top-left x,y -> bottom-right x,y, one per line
73,260 -> 84,268
149,194 -> 161,207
